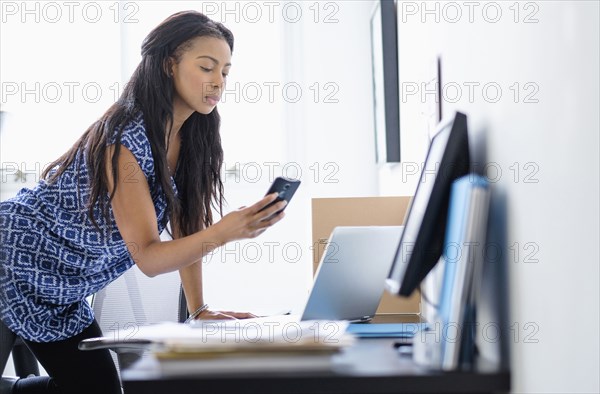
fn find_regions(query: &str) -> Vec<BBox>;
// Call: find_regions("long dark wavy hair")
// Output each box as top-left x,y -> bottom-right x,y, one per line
42,11 -> 232,237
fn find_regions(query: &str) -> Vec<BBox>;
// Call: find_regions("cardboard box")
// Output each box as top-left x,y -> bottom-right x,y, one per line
311,197 -> 420,315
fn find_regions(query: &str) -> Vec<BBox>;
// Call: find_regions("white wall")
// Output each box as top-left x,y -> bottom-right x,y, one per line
0,3 -> 121,201
283,0 -> 379,199
382,1 -> 599,392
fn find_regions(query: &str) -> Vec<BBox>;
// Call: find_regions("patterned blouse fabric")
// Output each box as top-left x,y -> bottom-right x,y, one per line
0,113 -> 175,342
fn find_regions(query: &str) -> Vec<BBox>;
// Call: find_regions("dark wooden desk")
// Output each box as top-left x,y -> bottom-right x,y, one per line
121,332 -> 510,394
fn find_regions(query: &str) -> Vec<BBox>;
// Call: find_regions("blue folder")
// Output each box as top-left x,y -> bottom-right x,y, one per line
346,323 -> 428,338
438,174 -> 490,370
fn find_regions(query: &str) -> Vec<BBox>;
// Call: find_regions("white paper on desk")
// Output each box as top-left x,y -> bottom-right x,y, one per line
116,318 -> 352,351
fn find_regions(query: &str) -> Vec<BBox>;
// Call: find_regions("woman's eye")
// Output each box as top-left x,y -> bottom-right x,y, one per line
201,67 -> 212,72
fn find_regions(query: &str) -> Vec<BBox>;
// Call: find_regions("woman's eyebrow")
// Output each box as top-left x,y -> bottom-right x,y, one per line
195,55 -> 231,67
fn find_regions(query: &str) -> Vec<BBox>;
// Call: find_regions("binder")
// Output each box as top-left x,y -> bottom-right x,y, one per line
437,175 -> 491,370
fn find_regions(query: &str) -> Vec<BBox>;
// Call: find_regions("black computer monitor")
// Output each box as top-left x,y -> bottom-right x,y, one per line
386,111 -> 470,297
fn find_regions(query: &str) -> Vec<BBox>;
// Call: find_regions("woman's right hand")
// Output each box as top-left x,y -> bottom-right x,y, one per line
194,309 -> 258,321
212,193 -> 287,244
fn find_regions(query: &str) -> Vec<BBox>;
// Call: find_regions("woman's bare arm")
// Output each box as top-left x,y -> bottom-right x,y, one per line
106,145 -> 285,277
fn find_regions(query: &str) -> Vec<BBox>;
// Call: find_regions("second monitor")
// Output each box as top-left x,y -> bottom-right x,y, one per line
386,111 -> 471,297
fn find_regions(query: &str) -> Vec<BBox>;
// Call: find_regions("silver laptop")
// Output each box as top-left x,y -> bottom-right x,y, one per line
300,226 -> 403,323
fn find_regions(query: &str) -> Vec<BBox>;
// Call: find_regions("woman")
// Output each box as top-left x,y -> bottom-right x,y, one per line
0,11 -> 285,393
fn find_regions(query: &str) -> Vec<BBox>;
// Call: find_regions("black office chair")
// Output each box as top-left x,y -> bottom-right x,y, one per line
0,325 -> 45,394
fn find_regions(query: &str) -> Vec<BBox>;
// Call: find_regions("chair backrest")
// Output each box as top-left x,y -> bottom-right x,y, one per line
91,264 -> 185,373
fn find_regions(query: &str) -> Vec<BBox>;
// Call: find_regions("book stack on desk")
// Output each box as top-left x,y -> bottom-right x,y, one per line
131,317 -> 354,376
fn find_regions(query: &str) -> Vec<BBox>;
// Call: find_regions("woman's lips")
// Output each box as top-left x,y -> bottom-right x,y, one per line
205,96 -> 220,106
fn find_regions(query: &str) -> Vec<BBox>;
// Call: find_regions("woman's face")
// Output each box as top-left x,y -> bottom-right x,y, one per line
171,36 -> 232,116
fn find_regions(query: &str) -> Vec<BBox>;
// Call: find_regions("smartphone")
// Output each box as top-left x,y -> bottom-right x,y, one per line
259,176 -> 301,217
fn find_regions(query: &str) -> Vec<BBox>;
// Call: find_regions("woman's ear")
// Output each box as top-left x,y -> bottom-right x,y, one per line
164,57 -> 175,78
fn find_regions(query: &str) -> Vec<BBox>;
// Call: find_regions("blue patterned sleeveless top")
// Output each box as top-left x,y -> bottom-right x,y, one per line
0,112 -> 176,342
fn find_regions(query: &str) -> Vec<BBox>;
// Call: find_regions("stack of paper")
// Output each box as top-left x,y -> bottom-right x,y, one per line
112,316 -> 354,375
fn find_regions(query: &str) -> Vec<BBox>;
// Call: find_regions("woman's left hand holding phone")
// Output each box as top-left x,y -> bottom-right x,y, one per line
211,192 -> 287,244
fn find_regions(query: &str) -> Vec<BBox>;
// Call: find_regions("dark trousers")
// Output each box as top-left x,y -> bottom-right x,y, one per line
1,319 -> 121,394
